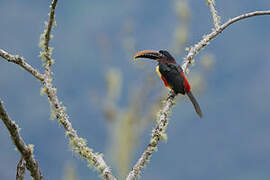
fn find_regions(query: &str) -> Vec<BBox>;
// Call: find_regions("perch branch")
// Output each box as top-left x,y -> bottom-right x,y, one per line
206,0 -> 220,29
126,10 -> 270,180
0,100 -> 43,180
181,10 -> 270,72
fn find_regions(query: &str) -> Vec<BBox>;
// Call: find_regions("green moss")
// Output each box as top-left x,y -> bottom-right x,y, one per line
160,132 -> 168,142
50,105 -> 56,120
28,144 -> 34,153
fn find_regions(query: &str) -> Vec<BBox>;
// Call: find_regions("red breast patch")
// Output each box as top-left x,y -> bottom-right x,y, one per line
161,76 -> 169,87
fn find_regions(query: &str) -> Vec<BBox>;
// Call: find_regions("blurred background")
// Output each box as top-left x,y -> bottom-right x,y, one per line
1,0 -> 270,179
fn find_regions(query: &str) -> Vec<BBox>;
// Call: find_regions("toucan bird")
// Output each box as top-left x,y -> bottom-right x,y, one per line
134,50 -> 203,118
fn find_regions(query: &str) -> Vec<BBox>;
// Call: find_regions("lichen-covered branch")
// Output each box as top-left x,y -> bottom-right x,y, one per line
38,1 -> 117,179
0,0 -> 116,179
181,10 -> 270,73
39,0 -> 57,67
40,0 -> 57,96
16,156 -> 26,180
126,10 -> 270,180
221,11 -> 270,31
0,49 -> 44,81
42,80 -> 116,180
206,0 -> 220,29
44,0 -> 57,53
0,100 -> 44,180
126,91 -> 176,180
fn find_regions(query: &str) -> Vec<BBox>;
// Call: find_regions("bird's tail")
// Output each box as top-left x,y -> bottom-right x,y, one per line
186,91 -> 203,118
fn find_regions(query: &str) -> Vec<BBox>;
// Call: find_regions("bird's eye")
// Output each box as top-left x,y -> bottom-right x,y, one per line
159,50 -> 164,55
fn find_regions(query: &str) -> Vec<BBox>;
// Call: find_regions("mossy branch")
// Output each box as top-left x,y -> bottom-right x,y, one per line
1,0 -> 117,179
1,1 -> 270,179
206,0 -> 220,29
0,49 -> 44,81
181,10 -> 270,73
16,156 -> 26,180
126,10 -> 270,180
39,0 -> 57,66
42,80 -> 116,180
126,91 -> 176,180
0,100 -> 43,180
0,38 -> 117,180
39,1 -> 116,179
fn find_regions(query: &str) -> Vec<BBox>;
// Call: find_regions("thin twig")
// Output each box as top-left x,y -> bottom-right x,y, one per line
126,10 -> 270,180
44,0 -> 57,54
39,0 -> 57,68
42,0 -> 56,91
40,0 -> 58,85
206,0 -> 220,29
0,49 -> 44,81
181,10 -> 270,72
0,100 -> 44,180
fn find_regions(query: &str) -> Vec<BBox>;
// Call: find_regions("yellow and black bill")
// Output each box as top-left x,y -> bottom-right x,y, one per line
134,50 -> 163,61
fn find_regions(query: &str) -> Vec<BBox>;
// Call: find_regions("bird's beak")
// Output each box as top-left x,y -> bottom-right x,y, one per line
134,50 -> 163,61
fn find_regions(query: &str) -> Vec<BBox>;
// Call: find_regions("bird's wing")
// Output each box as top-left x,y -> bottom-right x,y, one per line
158,63 -> 185,94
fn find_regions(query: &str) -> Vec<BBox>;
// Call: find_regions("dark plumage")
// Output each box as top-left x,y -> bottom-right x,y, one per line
134,50 -> 203,118
158,62 -> 186,94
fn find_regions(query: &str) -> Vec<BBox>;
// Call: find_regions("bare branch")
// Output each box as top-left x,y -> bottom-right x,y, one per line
127,10 -> 270,180
0,49 -> 44,81
206,0 -> 220,29
181,10 -> 270,72
0,100 -> 44,180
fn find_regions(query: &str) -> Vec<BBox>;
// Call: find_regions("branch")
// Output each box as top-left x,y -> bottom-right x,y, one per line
127,10 -> 270,180
0,100 -> 44,180
39,0 -> 57,68
206,0 -> 220,29
40,0 -> 57,95
16,156 -> 26,180
181,10 -> 270,72
0,49 -> 44,81
126,91 -> 176,180
44,0 -> 57,54
38,1 -> 117,179
42,80 -> 116,180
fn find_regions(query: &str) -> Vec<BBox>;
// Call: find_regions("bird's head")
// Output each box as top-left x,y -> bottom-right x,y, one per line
134,50 -> 176,63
